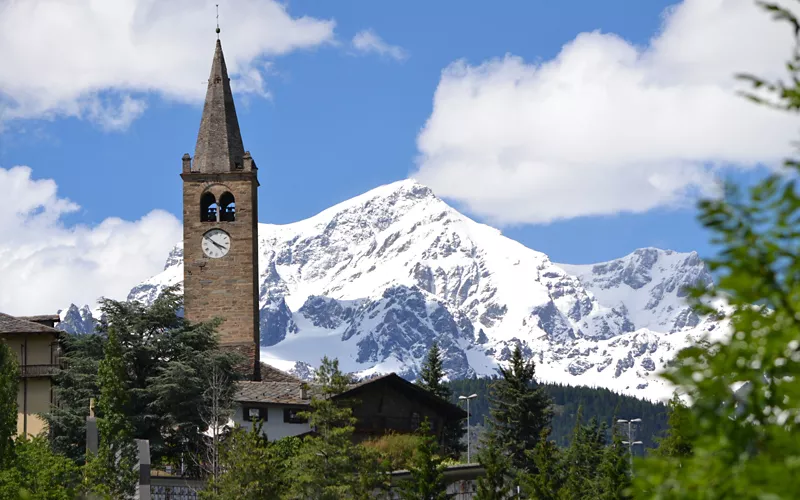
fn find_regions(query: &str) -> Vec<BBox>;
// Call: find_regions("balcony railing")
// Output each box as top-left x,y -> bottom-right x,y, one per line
19,364 -> 59,378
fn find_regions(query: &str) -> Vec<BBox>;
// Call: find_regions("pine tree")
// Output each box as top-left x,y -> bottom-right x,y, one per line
652,394 -> 693,460
84,328 -> 139,499
201,422 -> 285,499
488,344 -> 552,472
597,423 -> 631,500
417,342 -> 466,459
520,429 -> 563,500
398,419 -> 448,500
417,342 -> 448,399
474,435 -> 513,500
561,409 -> 606,499
289,357 -> 388,499
0,341 -> 18,469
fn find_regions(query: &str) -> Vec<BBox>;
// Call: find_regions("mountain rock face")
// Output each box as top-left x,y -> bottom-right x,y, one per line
65,180 -> 724,400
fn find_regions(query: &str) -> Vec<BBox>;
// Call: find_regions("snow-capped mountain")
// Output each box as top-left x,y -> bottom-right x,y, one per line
65,180 -> 724,401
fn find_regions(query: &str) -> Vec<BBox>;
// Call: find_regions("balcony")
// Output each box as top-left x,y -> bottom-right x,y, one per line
19,364 -> 59,378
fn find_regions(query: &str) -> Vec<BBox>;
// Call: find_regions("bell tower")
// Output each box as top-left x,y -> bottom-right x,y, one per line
181,37 -> 261,381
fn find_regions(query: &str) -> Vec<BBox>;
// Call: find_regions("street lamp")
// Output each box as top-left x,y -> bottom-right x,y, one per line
617,418 -> 643,469
458,393 -> 478,463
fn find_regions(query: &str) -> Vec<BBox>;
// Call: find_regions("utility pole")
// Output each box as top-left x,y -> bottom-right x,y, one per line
617,418 -> 643,469
458,393 -> 478,463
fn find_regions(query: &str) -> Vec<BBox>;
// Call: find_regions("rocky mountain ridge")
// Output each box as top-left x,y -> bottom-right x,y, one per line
59,180 -> 724,400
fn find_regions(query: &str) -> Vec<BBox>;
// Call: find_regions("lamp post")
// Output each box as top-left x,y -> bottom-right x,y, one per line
616,418 -> 643,469
458,393 -> 478,463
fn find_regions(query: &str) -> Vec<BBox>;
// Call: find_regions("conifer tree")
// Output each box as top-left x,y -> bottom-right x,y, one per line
561,409 -> 607,499
398,419 -> 448,500
652,394 -> 693,460
289,356 -> 388,499
597,423 -> 631,500
520,429 -> 563,500
417,342 -> 448,399
84,328 -> 138,499
0,341 -> 18,469
417,341 -> 466,458
488,344 -> 552,472
474,436 -> 513,500
46,287 -> 242,469
201,422 -> 285,499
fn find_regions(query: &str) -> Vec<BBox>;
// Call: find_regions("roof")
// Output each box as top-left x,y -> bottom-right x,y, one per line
18,315 -> 60,328
338,373 -> 467,421
260,363 -> 303,383
192,39 -> 246,173
234,370 -> 467,421
236,381 -> 312,406
0,313 -> 61,335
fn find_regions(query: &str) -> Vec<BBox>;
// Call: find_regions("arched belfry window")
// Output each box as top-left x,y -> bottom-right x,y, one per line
220,192 -> 236,222
201,192 -> 218,222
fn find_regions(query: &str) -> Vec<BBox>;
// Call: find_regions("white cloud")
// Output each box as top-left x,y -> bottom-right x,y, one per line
413,0 -> 799,225
352,30 -> 408,61
0,166 -> 181,316
0,0 -> 335,130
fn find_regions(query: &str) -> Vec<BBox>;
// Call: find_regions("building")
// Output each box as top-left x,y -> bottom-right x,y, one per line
181,37 -> 261,381
0,313 -> 61,437
234,365 -> 467,442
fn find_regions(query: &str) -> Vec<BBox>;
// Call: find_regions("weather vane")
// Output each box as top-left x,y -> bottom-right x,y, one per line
216,4 -> 220,39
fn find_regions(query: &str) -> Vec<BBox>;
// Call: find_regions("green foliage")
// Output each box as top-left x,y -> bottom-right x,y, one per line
201,422 -> 286,500
46,332 -> 104,463
0,342 -> 18,469
45,287 -> 243,470
560,410 -> 609,499
633,3 -> 800,498
650,395 -> 693,460
417,342 -> 466,459
364,433 -> 422,471
520,431 -> 562,500
288,356 -> 388,499
0,436 -> 82,500
397,419 -> 447,500
474,436 -> 512,500
488,344 -> 553,472
447,378 -> 668,451
597,425 -> 631,500
83,327 -> 138,499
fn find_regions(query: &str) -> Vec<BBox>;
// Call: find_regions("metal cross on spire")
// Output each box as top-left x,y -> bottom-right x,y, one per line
216,4 -> 220,39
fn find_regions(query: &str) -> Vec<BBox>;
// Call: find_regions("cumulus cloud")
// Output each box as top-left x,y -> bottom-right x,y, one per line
0,0 -> 335,130
0,166 -> 181,316
413,0 -> 799,225
352,29 -> 408,61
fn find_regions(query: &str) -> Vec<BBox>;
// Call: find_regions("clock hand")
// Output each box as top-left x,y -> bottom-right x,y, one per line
211,239 -> 225,250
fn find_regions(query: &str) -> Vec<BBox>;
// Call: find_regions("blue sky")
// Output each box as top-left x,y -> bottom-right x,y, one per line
0,0 -> 793,314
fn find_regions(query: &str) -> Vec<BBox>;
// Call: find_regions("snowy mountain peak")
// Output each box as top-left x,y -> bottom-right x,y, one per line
65,180 -> 722,400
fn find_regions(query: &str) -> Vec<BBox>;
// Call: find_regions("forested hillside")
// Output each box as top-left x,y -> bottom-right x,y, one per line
446,378 -> 668,451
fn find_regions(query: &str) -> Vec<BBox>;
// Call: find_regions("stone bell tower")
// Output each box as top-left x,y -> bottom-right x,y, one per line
180,37 -> 261,381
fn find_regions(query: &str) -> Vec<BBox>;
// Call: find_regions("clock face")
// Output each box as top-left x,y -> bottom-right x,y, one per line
202,229 -> 231,259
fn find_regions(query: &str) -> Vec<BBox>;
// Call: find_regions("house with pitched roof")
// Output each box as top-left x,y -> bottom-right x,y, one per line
0,313 -> 61,437
233,364 -> 467,443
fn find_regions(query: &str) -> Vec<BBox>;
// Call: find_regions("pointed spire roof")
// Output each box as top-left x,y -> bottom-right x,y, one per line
193,39 -> 245,173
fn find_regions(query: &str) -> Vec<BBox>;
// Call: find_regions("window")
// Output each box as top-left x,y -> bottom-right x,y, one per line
201,192 -> 218,222
220,192 -> 236,222
242,406 -> 267,422
284,408 -> 308,424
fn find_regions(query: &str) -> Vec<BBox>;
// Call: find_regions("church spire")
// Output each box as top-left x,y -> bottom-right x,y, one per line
193,39 -> 245,173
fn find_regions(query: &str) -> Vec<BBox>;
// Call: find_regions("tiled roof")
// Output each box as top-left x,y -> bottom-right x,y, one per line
260,363 -> 303,383
235,381 -> 313,406
0,313 -> 60,334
